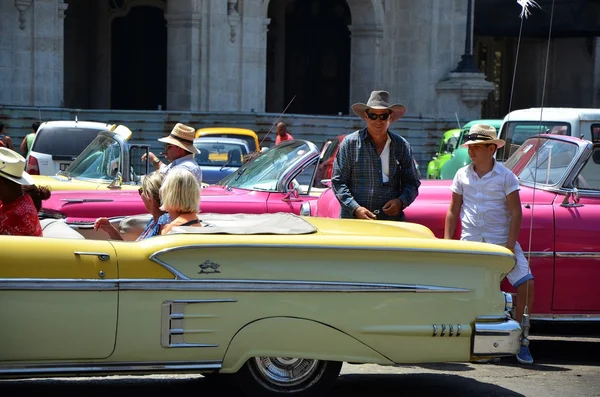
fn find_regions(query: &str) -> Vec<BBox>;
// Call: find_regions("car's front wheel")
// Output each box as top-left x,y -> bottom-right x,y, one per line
235,357 -> 342,397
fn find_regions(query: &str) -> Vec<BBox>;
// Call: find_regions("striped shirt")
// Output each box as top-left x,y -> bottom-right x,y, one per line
331,128 -> 421,220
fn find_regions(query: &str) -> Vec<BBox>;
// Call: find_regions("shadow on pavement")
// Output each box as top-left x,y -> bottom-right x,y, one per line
331,373 -> 524,396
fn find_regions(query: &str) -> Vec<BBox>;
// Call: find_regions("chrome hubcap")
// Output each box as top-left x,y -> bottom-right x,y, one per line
253,357 -> 319,386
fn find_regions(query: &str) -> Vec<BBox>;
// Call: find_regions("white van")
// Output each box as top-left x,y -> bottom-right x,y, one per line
25,120 -> 113,176
497,107 -> 600,161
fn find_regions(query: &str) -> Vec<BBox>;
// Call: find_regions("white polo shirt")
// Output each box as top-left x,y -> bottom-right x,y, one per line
450,160 -> 520,245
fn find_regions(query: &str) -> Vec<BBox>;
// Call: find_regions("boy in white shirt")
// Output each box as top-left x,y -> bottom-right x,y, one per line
444,124 -> 535,365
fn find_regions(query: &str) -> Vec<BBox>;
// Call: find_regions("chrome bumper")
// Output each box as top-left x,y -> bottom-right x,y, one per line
472,315 -> 522,357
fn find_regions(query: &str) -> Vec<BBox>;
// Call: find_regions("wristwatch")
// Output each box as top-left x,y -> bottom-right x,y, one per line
153,158 -> 161,165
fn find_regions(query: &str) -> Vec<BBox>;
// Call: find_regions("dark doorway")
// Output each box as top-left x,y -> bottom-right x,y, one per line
111,6 -> 166,110
274,0 -> 351,115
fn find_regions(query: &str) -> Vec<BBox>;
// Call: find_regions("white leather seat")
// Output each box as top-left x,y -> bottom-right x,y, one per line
40,219 -> 85,239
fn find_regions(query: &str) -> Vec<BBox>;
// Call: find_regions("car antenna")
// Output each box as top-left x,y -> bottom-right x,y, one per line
454,112 -> 462,130
259,95 -> 296,147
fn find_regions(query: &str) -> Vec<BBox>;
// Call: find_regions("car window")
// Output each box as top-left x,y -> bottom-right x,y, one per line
32,126 -> 104,157
322,139 -> 340,162
574,147 -> 600,191
506,138 -> 579,186
67,135 -> 122,181
592,124 -> 600,143
217,141 -> 314,192
198,134 -> 257,152
193,141 -> 249,166
498,122 -> 570,161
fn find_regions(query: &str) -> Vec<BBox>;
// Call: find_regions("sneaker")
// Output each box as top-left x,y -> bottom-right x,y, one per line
516,345 -> 534,365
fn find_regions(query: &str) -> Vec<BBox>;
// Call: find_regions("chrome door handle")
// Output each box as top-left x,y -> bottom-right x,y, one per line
74,252 -> 110,261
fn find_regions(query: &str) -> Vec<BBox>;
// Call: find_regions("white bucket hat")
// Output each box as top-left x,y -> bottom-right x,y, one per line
158,123 -> 200,154
0,147 -> 34,185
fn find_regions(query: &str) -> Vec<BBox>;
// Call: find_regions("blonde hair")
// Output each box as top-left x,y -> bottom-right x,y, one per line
159,168 -> 200,213
141,171 -> 165,205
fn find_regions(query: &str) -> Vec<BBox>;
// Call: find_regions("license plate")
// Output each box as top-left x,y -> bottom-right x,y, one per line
60,163 -> 70,171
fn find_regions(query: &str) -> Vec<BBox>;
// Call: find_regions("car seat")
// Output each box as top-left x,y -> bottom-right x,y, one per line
227,149 -> 242,165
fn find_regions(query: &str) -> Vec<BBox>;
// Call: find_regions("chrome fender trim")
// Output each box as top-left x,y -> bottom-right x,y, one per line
472,318 -> 522,357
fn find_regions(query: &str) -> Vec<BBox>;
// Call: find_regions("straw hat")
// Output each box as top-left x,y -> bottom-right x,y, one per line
0,147 -> 34,185
351,90 -> 407,124
461,124 -> 505,148
158,123 -> 200,154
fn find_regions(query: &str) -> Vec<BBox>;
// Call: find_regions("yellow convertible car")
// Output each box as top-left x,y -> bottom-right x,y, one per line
0,214 -> 521,396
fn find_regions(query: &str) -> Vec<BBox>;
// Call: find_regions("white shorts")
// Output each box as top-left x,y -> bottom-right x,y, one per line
506,242 -> 534,288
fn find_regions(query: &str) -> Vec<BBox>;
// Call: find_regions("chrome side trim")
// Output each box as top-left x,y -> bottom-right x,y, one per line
161,300 -> 235,348
0,278 -> 471,293
531,314 -> 600,322
475,314 -> 510,322
556,252 -> 600,258
119,279 -> 471,293
525,252 -> 554,258
149,243 -> 515,274
0,279 -> 117,291
0,360 -> 222,376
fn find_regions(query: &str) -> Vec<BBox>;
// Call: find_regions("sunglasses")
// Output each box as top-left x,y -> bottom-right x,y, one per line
164,144 -> 175,150
464,133 -> 493,143
138,187 -> 144,196
366,112 -> 391,121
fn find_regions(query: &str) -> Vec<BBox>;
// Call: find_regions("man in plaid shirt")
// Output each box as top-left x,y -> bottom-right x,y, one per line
331,91 -> 421,221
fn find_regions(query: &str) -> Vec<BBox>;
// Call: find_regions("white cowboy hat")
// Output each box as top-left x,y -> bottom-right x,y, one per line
351,90 -> 407,124
158,123 -> 200,154
461,124 -> 505,149
0,147 -> 34,185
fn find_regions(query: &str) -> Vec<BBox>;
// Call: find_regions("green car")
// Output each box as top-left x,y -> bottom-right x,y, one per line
439,119 -> 503,180
427,128 -> 461,179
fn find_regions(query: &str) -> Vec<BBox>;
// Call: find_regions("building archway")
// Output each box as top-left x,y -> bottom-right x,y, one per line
266,0 -> 381,115
111,5 -> 166,110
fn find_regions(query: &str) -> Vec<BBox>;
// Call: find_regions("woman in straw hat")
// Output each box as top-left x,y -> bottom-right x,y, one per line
444,124 -> 535,365
331,90 -> 421,221
142,123 -> 203,185
0,148 -> 50,236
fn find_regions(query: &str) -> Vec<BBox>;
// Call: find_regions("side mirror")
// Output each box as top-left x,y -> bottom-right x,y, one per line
282,181 -> 301,201
561,187 -> 583,208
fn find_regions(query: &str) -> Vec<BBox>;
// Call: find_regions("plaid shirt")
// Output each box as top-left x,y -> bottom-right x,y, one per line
331,128 -> 421,220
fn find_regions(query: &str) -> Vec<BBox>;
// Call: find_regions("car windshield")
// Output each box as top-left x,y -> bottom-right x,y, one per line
193,141 -> 249,166
498,121 -> 570,161
32,125 -> 105,157
217,141 -> 313,191
66,134 -> 122,181
504,137 -> 579,186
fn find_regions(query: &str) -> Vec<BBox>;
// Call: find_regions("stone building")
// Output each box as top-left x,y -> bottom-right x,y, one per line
1,0 -> 600,168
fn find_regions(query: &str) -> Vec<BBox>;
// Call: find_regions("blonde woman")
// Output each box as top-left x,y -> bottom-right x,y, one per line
94,171 -> 169,240
159,167 -> 202,235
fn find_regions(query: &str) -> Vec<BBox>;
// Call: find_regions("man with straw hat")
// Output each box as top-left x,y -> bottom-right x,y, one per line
331,90 -> 421,221
143,123 -> 203,185
444,124 -> 535,365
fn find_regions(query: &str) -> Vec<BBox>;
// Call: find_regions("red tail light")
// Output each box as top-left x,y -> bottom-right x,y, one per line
26,155 -> 40,175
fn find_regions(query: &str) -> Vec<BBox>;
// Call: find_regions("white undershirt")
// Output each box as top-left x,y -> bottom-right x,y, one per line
380,136 -> 392,183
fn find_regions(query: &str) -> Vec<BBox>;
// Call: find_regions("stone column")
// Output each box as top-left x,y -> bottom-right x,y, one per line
164,1 -> 202,111
348,24 -> 384,113
1,0 -> 68,106
594,37 -> 600,108
436,0 -> 493,120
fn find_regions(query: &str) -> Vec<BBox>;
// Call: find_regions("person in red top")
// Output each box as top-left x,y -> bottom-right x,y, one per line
275,122 -> 294,145
0,147 -> 48,236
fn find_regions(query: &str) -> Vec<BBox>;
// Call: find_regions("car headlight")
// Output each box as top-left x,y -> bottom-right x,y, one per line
300,202 -> 311,216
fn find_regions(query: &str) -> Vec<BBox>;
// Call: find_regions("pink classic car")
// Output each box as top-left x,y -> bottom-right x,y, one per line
315,134 -> 600,322
40,140 -> 324,226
